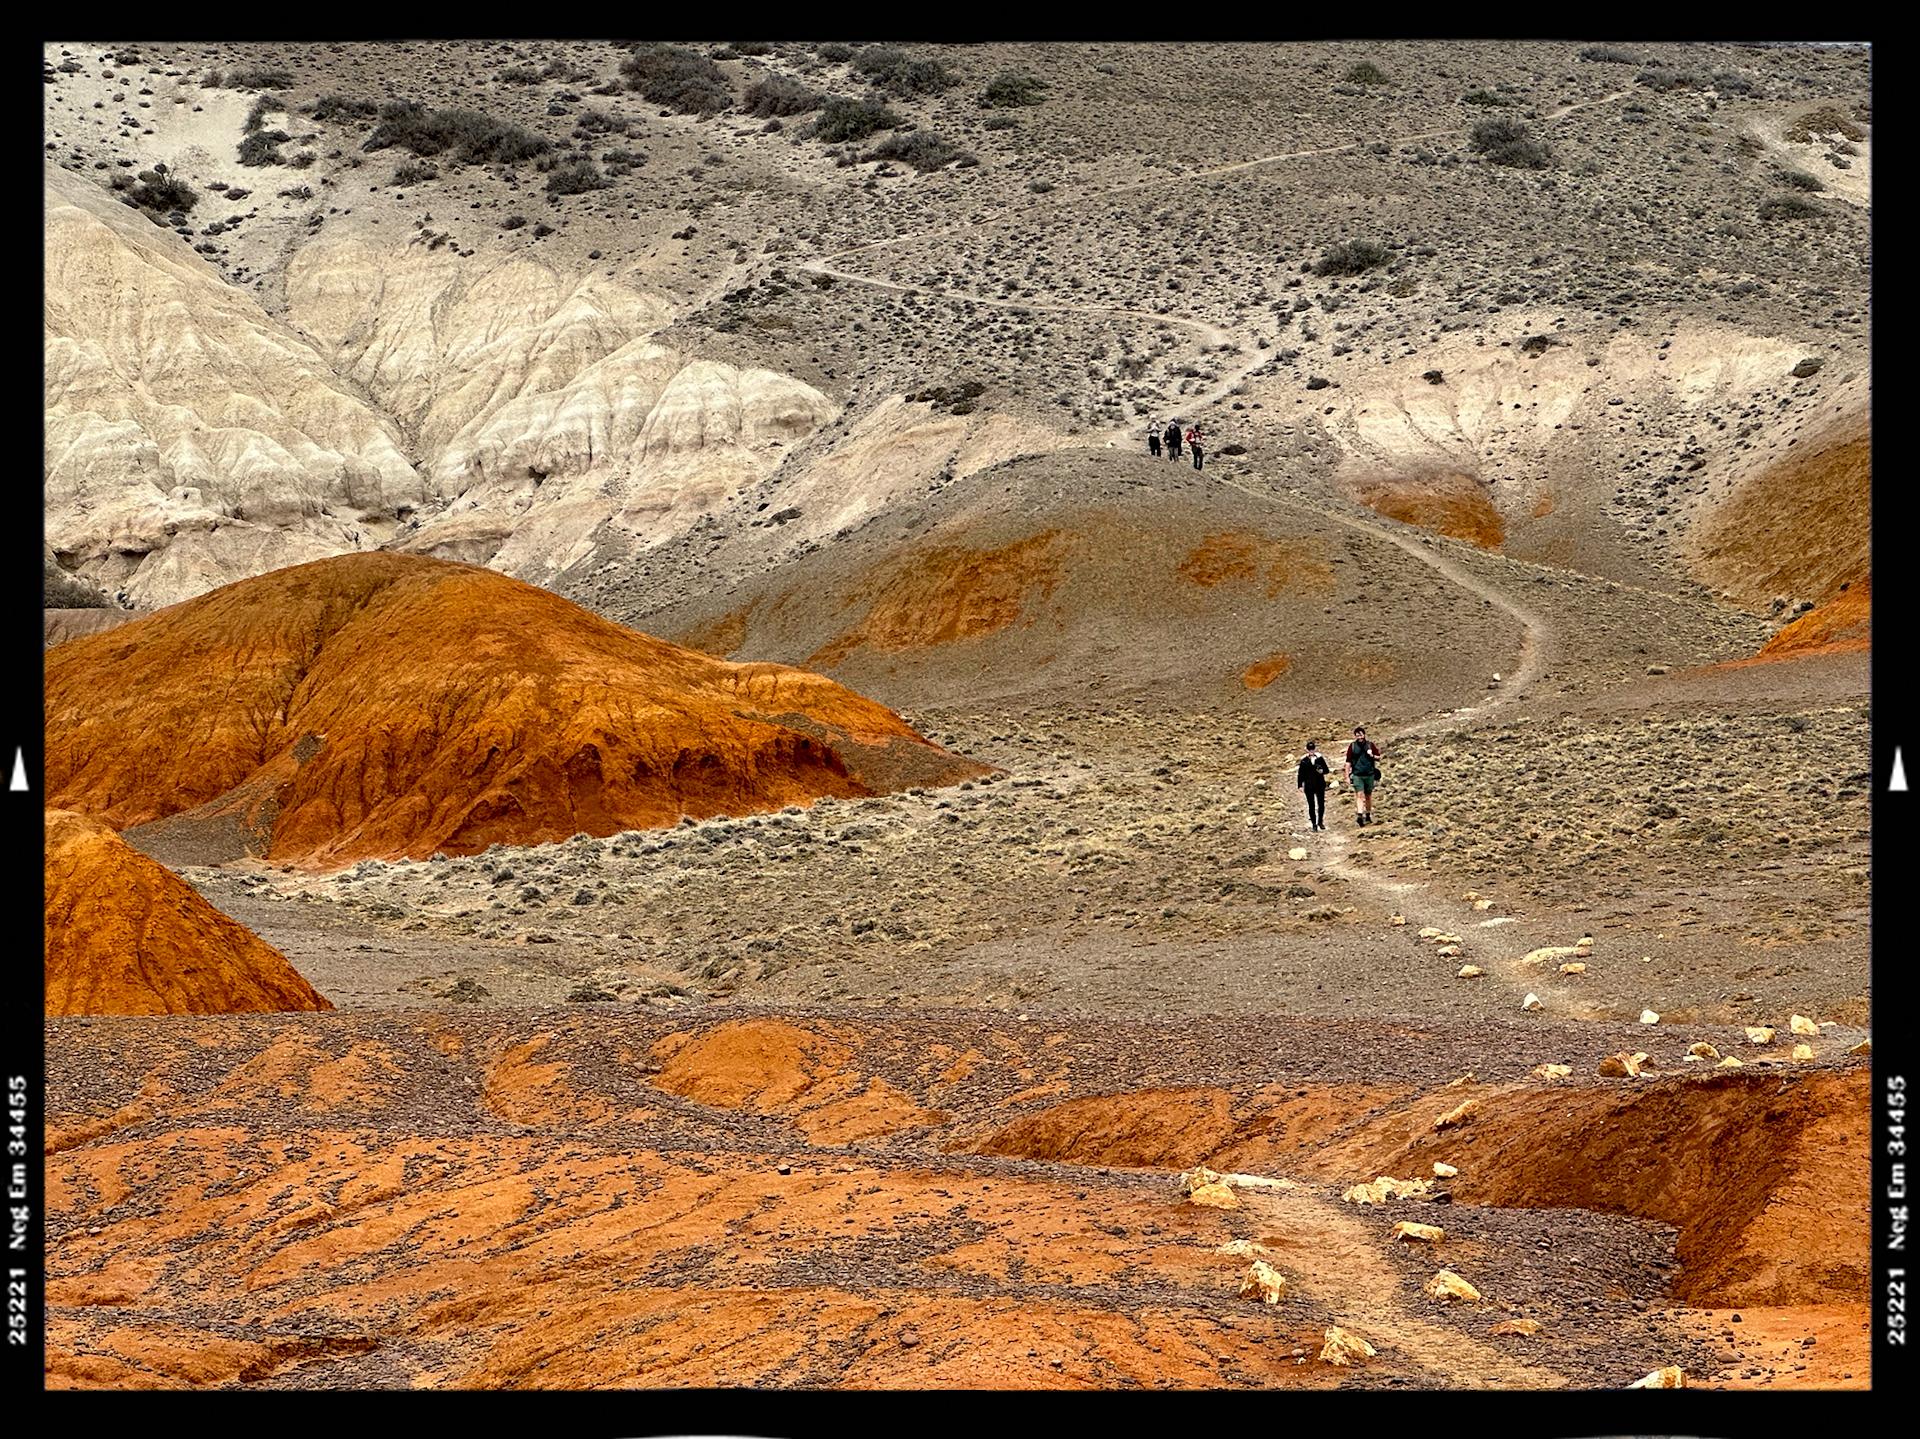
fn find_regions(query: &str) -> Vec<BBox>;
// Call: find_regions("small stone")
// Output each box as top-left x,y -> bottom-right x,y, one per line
1438,944 -> 1462,958
1342,1176 -> 1432,1205
1640,1010 -> 1660,1024
1446,1073 -> 1476,1088
1627,1365 -> 1685,1388
1288,847 -> 1308,860
1521,945 -> 1579,965
1388,913 -> 1406,926
1472,898 -> 1494,910
1598,1052 -> 1645,1078
1239,1260 -> 1288,1304
1393,1221 -> 1444,1242
1319,1326 -> 1376,1366
1419,926 -> 1447,939
1490,1318 -> 1541,1335
1433,1162 -> 1458,1178
1532,1064 -> 1572,1079
1521,993 -> 1542,1010
1424,1269 -> 1481,1302
1560,962 -> 1586,974
1716,1055 -> 1745,1068
1746,1026 -> 1776,1046
1458,965 -> 1483,978
1848,1039 -> 1871,1056
1790,1014 -> 1820,1036
1435,1099 -> 1480,1130
1462,891 -> 1480,902
1791,1043 -> 1816,1061
1688,1042 -> 1720,1060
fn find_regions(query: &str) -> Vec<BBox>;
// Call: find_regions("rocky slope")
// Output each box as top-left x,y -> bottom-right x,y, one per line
45,809 -> 330,1015
44,552 -> 988,869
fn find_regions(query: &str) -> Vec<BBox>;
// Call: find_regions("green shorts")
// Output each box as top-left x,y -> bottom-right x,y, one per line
1350,775 -> 1377,793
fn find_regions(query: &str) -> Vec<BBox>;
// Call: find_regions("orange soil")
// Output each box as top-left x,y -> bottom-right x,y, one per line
1242,652 -> 1295,689
44,1014 -> 1870,1390
44,552 -> 987,869
1177,532 -> 1337,597
1661,1304 -> 1870,1389
1348,473 -> 1505,549
1691,415 -> 1869,610
1756,581 -> 1871,659
43,809 -> 330,1016
807,530 -> 1081,668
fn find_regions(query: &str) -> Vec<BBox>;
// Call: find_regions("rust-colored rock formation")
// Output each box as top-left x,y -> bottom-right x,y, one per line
45,552 -> 989,870
44,809 -> 330,1016
1348,471 -> 1506,549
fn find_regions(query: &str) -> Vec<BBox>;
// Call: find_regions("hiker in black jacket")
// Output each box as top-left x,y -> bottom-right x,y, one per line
1164,421 -> 1182,460
1296,741 -> 1330,831
1344,725 -> 1383,825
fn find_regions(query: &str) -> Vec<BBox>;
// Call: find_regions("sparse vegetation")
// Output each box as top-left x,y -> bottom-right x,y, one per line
1469,115 -> 1552,169
620,43 -> 733,115
310,94 -> 378,122
817,43 -> 855,64
1757,193 -> 1824,222
1786,105 -> 1867,143
1462,89 -> 1513,107
1314,239 -> 1390,276
866,131 -> 974,172
979,72 -> 1050,108
744,75 -> 823,118
497,65 -> 543,85
809,97 -> 902,144
854,46 -> 957,96
237,130 -> 291,167
391,160 -> 438,187
1635,68 -> 1698,93
1578,45 -> 1649,64
908,379 -> 987,414
983,114 -> 1019,131
362,101 -> 550,164
1343,61 -> 1388,85
124,169 -> 197,213
544,159 -> 610,195
1776,169 -> 1826,192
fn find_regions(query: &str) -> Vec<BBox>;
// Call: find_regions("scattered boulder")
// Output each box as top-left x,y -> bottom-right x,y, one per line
1239,1260 -> 1288,1304
1319,1327 -> 1377,1366
1598,1052 -> 1652,1078
1393,1221 -> 1445,1243
1639,1010 -> 1661,1024
1531,1064 -> 1573,1079
1343,1175 -> 1433,1205
1688,1042 -> 1720,1061
1188,1182 -> 1241,1210
1490,1318 -> 1541,1336
1288,847 -> 1309,860
1472,898 -> 1494,911
1434,1098 -> 1480,1130
1627,1365 -> 1685,1388
1792,1043 -> 1816,1061
1438,944 -> 1462,958
1423,1269 -> 1482,1302
1458,965 -> 1483,978
1432,1162 -> 1458,1178
1790,1013 -> 1820,1036
1746,1026 -> 1777,1046
1717,1055 -> 1745,1068
1177,1165 -> 1226,1194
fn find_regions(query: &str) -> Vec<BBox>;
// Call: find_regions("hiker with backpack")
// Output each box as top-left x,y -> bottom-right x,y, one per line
1163,420 -> 1182,460
1296,740 -> 1330,831
1343,725 -> 1383,825
1187,425 -> 1205,471
1148,420 -> 1162,458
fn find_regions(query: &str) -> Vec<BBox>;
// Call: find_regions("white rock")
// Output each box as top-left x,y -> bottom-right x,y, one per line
1746,1026 -> 1777,1046
1423,1269 -> 1482,1302
1790,1014 -> 1820,1036
1640,1010 -> 1661,1025
1239,1260 -> 1288,1304
1627,1365 -> 1685,1388
1458,965 -> 1483,978
1319,1326 -> 1376,1366
1792,1043 -> 1816,1061
1521,993 -> 1542,1011
1288,847 -> 1309,860
1432,1162 -> 1458,1178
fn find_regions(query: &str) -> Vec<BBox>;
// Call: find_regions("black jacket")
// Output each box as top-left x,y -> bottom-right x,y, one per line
1296,754 -> 1330,790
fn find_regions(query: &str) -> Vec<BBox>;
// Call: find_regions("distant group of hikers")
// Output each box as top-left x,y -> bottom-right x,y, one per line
1147,419 -> 1206,470
1294,726 -> 1383,830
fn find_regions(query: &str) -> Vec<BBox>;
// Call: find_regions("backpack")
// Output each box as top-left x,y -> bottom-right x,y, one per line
1349,741 -> 1378,777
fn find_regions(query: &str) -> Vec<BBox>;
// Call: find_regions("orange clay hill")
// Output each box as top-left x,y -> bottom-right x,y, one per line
44,809 -> 330,1015
45,552 -> 991,870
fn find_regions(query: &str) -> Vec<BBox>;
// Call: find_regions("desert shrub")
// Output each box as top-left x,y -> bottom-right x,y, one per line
571,109 -> 629,137
1462,89 -> 1512,106
237,130 -> 291,166
744,74 -> 823,117
866,130 -> 972,171
854,46 -> 956,95
1757,193 -> 1823,222
213,66 -> 294,90
983,114 -> 1019,131
1314,238 -> 1390,276
500,214 -> 528,229
1711,70 -> 1754,94
311,93 -> 378,122
817,43 -> 855,63
1776,169 -> 1825,192
1635,68 -> 1697,93
244,96 -> 287,133
391,160 -> 438,186
1469,115 -> 1552,168
126,170 -> 198,212
1578,45 -> 1648,64
363,101 -> 550,164
497,65 -> 543,85
714,42 -> 774,58
620,43 -> 732,115
1789,105 -> 1866,142
810,96 -> 902,143
1344,61 -> 1388,85
979,72 -> 1049,107
601,147 -> 647,167
544,159 -> 609,194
